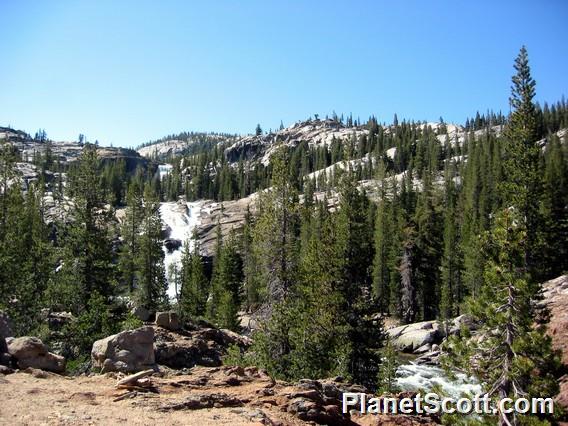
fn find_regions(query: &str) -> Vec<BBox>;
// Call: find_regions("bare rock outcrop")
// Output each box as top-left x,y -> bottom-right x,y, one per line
543,275 -> 568,365
91,326 -> 156,373
541,275 -> 568,410
7,336 -> 65,373
196,195 -> 257,257
153,323 -> 252,369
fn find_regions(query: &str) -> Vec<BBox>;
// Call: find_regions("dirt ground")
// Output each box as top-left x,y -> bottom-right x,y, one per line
0,368 -> 302,426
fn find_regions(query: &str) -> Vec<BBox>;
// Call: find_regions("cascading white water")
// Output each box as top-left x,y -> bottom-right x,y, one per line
158,164 -> 173,179
159,200 -> 203,299
396,362 -> 481,399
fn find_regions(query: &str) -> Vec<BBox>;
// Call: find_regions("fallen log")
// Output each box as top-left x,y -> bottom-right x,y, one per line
116,369 -> 154,387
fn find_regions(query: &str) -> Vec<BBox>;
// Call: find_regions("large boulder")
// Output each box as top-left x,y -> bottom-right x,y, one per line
155,311 -> 181,331
387,315 -> 477,354
387,321 -> 442,353
91,326 -> 155,373
7,336 -> 65,373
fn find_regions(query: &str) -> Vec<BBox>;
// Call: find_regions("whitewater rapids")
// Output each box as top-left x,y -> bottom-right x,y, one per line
159,200 -> 204,299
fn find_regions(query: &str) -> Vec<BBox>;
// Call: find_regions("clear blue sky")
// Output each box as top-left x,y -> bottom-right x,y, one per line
1,1 -> 567,147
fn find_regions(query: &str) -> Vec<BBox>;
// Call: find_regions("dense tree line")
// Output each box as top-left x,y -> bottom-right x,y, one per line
0,143 -> 168,360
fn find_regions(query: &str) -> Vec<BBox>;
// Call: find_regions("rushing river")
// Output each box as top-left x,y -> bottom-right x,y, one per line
396,362 -> 481,398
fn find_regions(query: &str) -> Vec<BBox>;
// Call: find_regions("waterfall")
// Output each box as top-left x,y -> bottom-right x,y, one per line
159,200 -> 203,299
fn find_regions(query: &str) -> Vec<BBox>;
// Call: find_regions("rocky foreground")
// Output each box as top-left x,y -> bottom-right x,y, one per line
1,275 -> 567,425
0,365 -> 437,426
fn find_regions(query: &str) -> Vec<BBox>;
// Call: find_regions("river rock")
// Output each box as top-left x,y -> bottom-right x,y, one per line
7,336 -> 66,373
413,343 -> 432,354
387,321 -> 442,353
91,326 -> 155,373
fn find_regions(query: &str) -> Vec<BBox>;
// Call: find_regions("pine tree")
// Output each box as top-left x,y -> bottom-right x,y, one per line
247,148 -> 299,317
444,209 -> 559,426
501,46 -> 542,280
288,205 -> 351,380
0,176 -> 54,335
242,206 -> 263,310
376,339 -> 400,394
334,172 -> 385,389
372,163 -> 392,311
136,184 -> 167,312
118,180 -> 144,293
53,144 -> 116,311
439,164 -> 462,322
413,176 -> 443,320
179,231 -> 209,319
540,134 -> 568,276
399,226 -> 417,324
207,231 -> 243,331
250,199 -> 352,381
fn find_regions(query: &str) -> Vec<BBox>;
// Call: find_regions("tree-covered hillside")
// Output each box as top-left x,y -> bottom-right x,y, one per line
1,47 -> 567,424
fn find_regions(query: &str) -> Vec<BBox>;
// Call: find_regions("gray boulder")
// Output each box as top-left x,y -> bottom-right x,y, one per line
155,311 -> 180,331
7,336 -> 65,373
387,320 -> 442,352
91,326 -> 155,373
